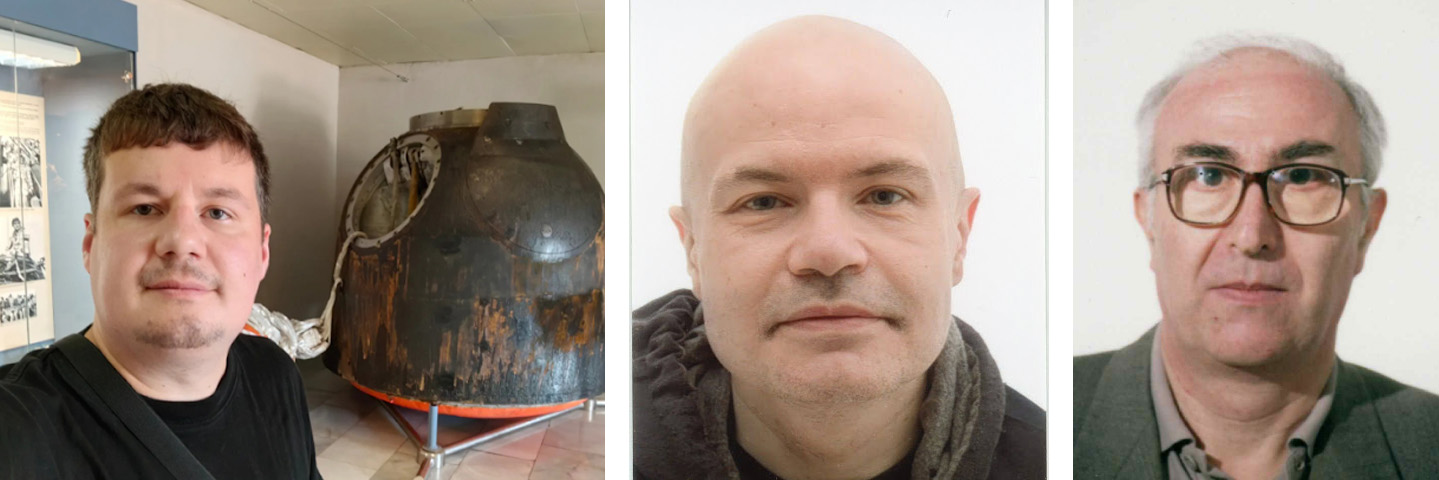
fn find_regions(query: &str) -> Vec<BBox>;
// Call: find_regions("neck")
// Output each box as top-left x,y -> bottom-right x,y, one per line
85,321 -> 231,401
732,375 -> 926,480
1158,325 -> 1332,479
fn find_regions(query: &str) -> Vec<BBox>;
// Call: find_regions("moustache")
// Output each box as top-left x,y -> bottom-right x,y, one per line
765,275 -> 906,334
140,260 -> 220,290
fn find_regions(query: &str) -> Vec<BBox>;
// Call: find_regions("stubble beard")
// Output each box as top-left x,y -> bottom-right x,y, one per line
131,258 -> 227,350
753,274 -> 933,405
133,314 -> 227,349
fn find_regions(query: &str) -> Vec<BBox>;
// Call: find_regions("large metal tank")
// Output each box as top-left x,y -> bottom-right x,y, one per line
324,103 -> 604,416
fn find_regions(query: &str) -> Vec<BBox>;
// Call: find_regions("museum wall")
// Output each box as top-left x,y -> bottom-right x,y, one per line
335,52 -> 606,215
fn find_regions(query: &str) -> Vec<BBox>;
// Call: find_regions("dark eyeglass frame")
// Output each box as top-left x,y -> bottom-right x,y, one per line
1147,161 -> 1369,227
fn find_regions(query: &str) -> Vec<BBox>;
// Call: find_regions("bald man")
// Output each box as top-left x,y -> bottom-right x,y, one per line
633,16 -> 1045,480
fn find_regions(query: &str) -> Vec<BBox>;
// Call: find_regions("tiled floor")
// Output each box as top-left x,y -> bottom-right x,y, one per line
298,359 -> 604,480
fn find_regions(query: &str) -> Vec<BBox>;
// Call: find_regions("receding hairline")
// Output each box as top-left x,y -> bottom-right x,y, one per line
1135,34 -> 1387,189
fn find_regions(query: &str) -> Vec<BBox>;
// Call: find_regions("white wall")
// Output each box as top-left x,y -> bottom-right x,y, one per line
631,0 -> 1047,407
123,0 -> 340,320
336,53 -> 605,213
1075,0 -> 1439,394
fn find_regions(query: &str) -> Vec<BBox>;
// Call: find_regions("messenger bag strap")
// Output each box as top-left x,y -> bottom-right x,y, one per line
52,333 -> 217,480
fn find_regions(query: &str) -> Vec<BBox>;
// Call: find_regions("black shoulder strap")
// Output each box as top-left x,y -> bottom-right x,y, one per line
51,334 -> 217,480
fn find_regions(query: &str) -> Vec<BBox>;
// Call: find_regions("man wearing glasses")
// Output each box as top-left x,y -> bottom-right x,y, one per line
1075,35 -> 1439,478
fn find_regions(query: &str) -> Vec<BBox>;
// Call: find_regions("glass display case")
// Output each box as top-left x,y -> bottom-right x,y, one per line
0,1 -> 135,363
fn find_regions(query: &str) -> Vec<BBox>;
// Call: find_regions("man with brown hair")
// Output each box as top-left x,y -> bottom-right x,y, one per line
0,83 -> 320,479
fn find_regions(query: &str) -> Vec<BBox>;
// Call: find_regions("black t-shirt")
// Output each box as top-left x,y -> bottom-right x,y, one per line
727,407 -> 913,480
732,442 -> 914,480
0,333 -> 322,480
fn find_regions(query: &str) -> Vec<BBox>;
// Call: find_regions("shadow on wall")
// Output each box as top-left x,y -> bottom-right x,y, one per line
250,74 -> 337,320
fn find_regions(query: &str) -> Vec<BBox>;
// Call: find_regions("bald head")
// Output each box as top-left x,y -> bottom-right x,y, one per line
679,15 -> 963,210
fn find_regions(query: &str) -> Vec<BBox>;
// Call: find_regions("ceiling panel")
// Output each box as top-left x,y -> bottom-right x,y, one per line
487,13 -> 589,56
282,7 -> 401,40
372,1 -> 482,27
575,0 -> 602,13
252,0 -> 351,12
183,0 -> 602,68
407,19 -> 514,60
466,0 -> 576,18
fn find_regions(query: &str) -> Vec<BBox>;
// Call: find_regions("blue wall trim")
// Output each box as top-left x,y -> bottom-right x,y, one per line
0,0 -> 137,52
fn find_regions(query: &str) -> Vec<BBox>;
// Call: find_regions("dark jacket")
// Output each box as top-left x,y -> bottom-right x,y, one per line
633,290 -> 1045,480
1075,328 -> 1439,479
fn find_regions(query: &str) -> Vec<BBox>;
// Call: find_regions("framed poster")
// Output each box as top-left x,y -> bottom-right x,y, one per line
0,92 -> 53,351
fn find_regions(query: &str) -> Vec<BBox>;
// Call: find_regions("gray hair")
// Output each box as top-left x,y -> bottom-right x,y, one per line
1135,34 -> 1387,190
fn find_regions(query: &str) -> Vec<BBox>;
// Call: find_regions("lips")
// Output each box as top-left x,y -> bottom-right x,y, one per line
1211,281 -> 1287,304
145,279 -> 214,292
774,304 -> 889,333
785,304 -> 881,321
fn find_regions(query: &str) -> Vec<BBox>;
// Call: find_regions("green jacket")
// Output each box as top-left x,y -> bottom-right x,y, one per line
1074,328 -> 1439,479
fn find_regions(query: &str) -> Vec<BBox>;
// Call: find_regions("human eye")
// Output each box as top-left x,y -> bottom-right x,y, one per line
740,194 -> 787,211
204,208 -> 233,220
131,204 -> 158,216
1176,165 -> 1232,191
864,188 -> 908,206
1194,166 -> 1228,187
1277,166 -> 1330,187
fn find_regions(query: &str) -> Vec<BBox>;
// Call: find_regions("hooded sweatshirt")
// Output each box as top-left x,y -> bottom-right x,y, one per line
632,290 -> 1045,480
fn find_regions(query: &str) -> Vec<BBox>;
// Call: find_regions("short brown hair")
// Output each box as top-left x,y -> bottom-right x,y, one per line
83,83 -> 270,223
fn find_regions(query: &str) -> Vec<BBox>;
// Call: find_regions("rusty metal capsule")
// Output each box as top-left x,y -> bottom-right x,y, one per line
324,103 -> 604,416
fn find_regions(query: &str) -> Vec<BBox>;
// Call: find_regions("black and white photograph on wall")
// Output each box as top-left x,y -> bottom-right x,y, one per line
0,136 -> 43,209
0,292 -> 38,325
0,216 -> 46,286
0,203 -> 54,350
0,277 -> 51,352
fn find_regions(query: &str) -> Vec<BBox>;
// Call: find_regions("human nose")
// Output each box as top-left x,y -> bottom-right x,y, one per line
154,209 -> 206,260
1224,180 -> 1282,257
786,196 -> 868,277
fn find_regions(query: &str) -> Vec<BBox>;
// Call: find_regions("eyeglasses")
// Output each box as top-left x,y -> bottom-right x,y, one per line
1148,162 -> 1368,226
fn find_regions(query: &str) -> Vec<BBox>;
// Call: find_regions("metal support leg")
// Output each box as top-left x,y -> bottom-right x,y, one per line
371,395 -> 604,480
417,404 -> 444,480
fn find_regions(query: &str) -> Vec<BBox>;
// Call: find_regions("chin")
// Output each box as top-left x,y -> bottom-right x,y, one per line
770,353 -> 914,404
134,315 -> 230,350
1202,328 -> 1294,368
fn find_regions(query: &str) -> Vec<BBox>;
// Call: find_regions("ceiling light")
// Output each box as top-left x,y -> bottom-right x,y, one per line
0,29 -> 80,69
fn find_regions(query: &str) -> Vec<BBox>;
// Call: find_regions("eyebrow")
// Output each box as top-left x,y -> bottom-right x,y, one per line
1275,141 -> 1335,161
1176,140 -> 1340,164
852,160 -> 932,183
112,183 -> 247,203
202,187 -> 246,202
113,182 -> 162,198
712,167 -> 792,197
1176,143 -> 1235,162
712,160 -> 933,195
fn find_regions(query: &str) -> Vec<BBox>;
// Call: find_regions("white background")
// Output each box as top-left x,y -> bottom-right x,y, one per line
630,0 -> 1048,408
1075,0 -> 1439,395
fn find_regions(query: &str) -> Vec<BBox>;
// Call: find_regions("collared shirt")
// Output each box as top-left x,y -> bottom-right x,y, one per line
1150,332 -> 1336,480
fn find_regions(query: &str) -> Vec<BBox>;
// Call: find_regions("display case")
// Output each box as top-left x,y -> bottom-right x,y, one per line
0,0 -> 136,363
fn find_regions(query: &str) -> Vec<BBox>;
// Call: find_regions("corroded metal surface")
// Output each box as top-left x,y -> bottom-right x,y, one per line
325,103 -> 604,407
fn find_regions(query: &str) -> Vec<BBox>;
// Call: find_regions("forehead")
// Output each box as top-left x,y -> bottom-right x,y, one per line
692,74 -> 952,190
1152,51 -> 1361,169
100,143 -> 257,197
